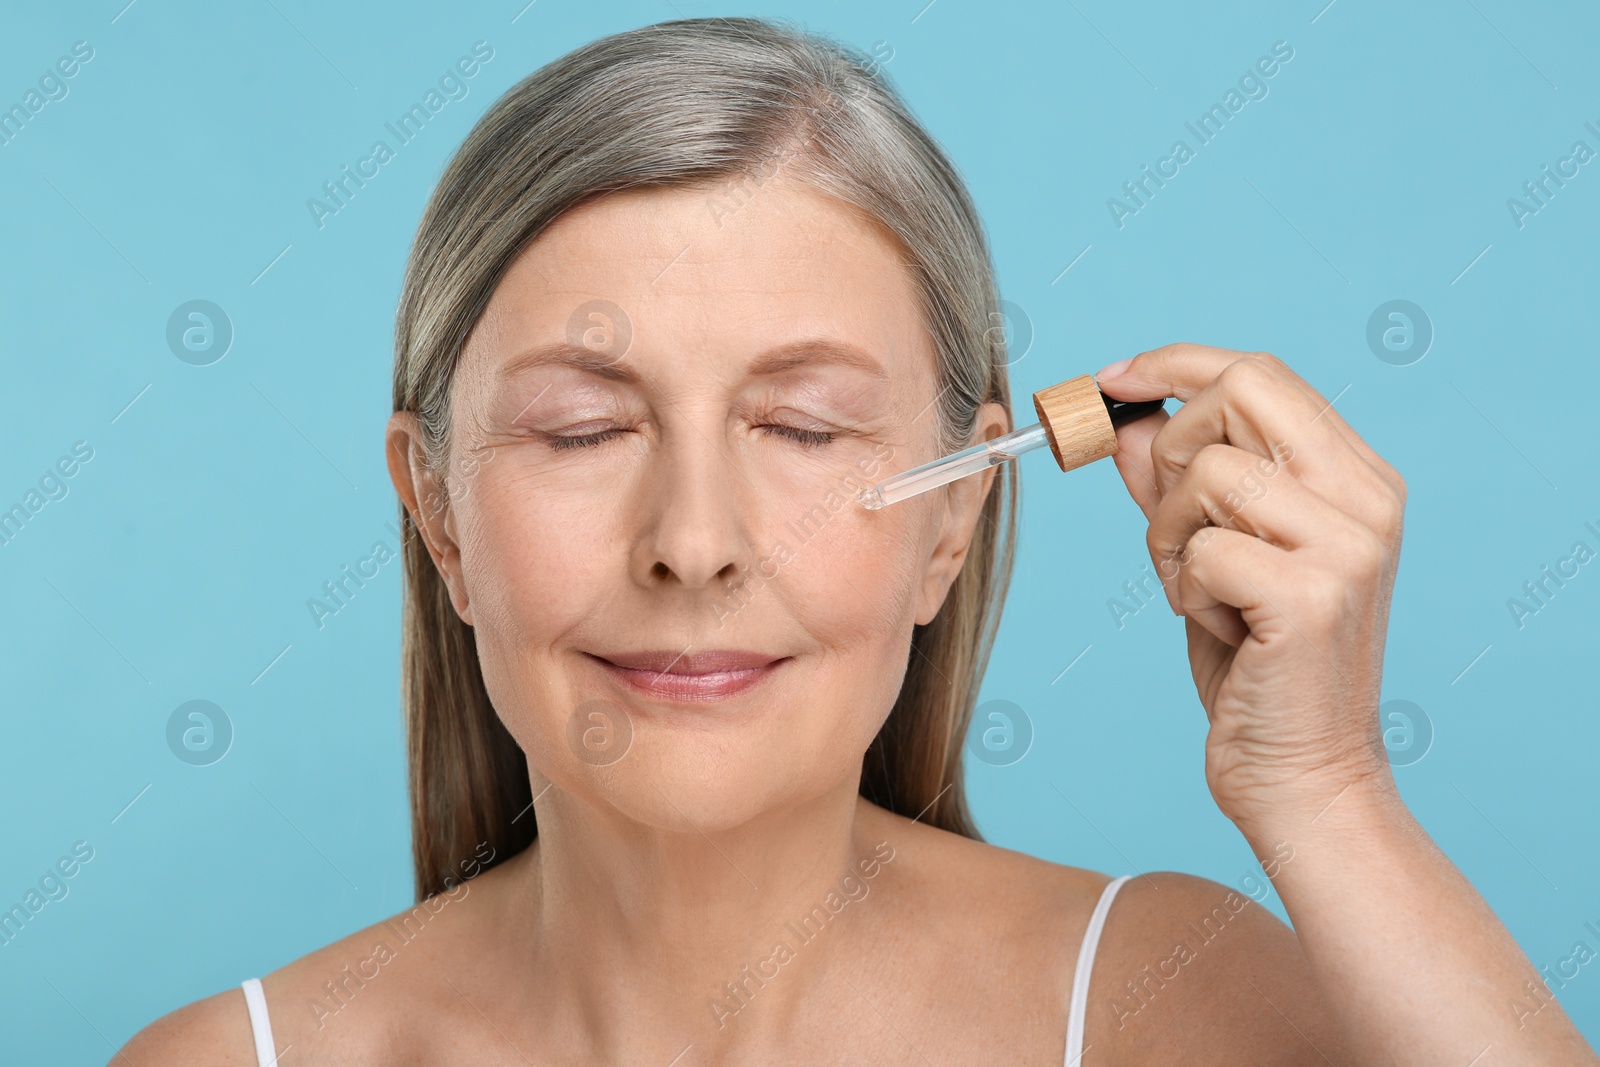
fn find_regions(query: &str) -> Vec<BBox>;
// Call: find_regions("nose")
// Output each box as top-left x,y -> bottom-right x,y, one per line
632,431 -> 755,593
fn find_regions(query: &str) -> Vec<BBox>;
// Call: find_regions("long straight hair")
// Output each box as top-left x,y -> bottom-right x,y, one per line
393,16 -> 1018,900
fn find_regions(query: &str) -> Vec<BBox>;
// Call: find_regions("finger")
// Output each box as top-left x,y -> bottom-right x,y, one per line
1172,526 -> 1251,647
1237,362 -> 1405,501
1294,389 -> 1408,502
1146,357 -> 1397,535
1107,405 -> 1170,523
1102,344 -> 1406,505
1101,341 -> 1330,417
1147,356 -> 1348,490
1096,342 -> 1249,404
1169,525 -> 1294,644
1175,525 -> 1357,694
1146,443 -> 1365,606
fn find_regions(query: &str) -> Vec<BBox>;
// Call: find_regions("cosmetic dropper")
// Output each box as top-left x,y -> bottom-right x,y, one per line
857,374 -> 1167,510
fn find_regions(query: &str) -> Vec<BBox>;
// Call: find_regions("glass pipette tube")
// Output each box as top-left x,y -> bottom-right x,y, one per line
857,423 -> 1049,510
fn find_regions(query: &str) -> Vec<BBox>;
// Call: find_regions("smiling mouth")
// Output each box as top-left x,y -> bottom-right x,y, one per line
584,650 -> 788,703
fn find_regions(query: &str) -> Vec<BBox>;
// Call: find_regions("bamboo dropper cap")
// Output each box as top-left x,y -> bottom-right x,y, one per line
1031,374 -> 1165,473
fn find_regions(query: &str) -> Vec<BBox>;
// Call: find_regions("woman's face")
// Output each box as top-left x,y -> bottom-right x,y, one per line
388,173 -> 1007,833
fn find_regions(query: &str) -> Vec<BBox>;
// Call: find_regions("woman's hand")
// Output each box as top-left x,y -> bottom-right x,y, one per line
1094,343 -> 1407,837
1093,344 -> 1600,1064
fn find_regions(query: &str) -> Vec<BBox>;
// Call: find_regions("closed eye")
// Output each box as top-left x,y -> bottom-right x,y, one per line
762,424 -> 836,448
547,428 -> 626,451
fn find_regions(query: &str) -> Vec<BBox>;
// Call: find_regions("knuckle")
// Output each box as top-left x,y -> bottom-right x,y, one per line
1189,524 -> 1225,557
1191,442 -> 1239,484
1143,341 -> 1214,368
1147,421 -> 1180,481
1149,520 -> 1197,578
1175,576 -> 1201,615
1387,468 -> 1408,509
1147,521 -> 1178,566
1145,524 -> 1164,563
1366,474 -> 1406,533
1382,481 -> 1406,527
1169,527 -> 1221,586
1289,566 -> 1347,617
1347,525 -> 1389,580
1218,354 -> 1277,396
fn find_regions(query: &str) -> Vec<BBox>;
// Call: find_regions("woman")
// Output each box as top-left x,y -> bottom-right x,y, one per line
120,17 -> 1596,1065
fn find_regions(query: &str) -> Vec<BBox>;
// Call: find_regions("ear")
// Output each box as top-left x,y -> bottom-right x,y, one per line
913,401 -> 1010,626
385,411 -> 474,625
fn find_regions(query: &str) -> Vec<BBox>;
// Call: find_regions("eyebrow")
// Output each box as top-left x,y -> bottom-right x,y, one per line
747,339 -> 890,380
497,337 -> 891,383
499,342 -> 635,382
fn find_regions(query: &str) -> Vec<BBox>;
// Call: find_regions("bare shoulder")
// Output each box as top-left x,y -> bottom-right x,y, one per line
867,807 -> 1354,1065
1087,869 -> 1356,1065
112,876 -> 492,1067
113,982 -> 258,1066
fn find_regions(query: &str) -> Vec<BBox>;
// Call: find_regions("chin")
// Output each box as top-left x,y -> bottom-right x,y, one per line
542,711 -> 870,836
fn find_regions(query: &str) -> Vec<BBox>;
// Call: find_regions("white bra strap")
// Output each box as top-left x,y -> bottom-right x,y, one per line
240,977 -> 279,1067
1064,874 -> 1132,1066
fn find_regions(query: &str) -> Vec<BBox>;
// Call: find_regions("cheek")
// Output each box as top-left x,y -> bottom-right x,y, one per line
690,431 -> 930,645
449,465 -> 626,776
453,465 -> 620,639
770,492 -> 927,644
754,496 -> 930,793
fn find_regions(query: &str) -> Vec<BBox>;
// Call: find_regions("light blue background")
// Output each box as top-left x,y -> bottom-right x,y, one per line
2,0 -> 1596,1059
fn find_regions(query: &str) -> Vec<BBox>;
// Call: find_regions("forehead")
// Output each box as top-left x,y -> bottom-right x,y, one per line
460,174 -> 935,385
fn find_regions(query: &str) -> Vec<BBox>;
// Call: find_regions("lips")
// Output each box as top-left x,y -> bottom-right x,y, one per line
585,649 -> 787,703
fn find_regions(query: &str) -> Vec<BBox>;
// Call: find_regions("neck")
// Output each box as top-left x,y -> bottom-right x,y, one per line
492,774 -> 900,1051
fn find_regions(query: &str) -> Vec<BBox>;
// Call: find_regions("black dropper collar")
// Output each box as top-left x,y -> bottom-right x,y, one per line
1099,386 -> 1166,428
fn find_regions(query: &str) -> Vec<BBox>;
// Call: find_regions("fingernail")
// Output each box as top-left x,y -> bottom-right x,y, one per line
1096,357 -> 1132,383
